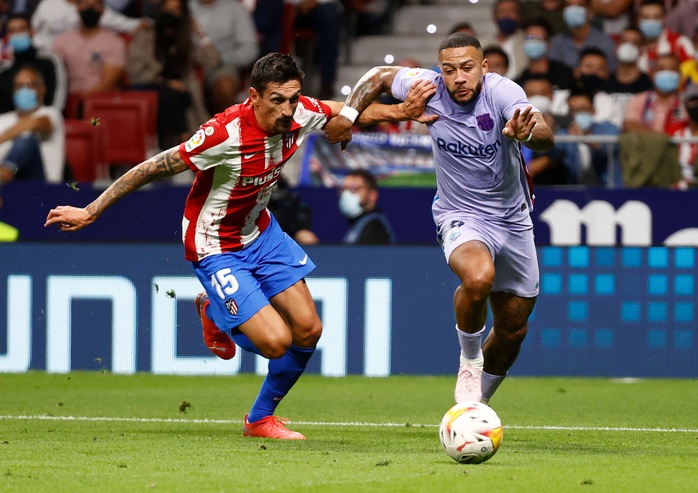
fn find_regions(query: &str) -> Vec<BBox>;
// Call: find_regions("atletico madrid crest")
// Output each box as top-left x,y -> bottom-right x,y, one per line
225,298 -> 239,315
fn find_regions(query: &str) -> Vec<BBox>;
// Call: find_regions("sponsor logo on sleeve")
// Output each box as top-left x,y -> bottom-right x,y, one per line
405,68 -> 425,78
184,129 -> 206,152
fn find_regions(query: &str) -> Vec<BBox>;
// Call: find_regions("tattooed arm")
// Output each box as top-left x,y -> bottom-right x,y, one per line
324,66 -> 402,150
44,147 -> 189,231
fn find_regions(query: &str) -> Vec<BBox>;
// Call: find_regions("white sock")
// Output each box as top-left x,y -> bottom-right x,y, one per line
481,371 -> 506,401
456,324 -> 485,360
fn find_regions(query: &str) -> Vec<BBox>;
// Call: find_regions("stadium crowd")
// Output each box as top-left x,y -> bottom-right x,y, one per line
0,0 -> 697,193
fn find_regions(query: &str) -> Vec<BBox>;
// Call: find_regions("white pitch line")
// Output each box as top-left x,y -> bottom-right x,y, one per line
0,415 -> 696,433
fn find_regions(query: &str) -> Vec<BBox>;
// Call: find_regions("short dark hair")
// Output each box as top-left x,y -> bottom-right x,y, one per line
522,16 -> 552,38
568,86 -> 594,103
483,45 -> 510,68
7,13 -> 32,25
346,169 -> 378,191
640,0 -> 665,11
579,46 -> 608,62
439,32 -> 481,53
250,53 -> 305,95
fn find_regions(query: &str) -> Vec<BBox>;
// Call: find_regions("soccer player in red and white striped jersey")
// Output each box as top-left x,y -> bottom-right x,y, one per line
45,52 -> 436,439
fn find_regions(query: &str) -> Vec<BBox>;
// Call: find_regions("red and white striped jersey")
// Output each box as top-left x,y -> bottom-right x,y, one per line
178,96 -> 332,262
638,29 -> 696,74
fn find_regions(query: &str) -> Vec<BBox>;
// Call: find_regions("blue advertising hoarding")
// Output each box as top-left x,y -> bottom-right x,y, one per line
1,244 -> 695,378
1,182 -> 697,246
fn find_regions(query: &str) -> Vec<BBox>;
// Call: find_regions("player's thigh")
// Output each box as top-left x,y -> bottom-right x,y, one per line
449,241 -> 496,288
439,218 -> 496,285
270,279 -> 322,347
492,227 -> 539,298
193,253 -> 265,327
238,304 -> 292,358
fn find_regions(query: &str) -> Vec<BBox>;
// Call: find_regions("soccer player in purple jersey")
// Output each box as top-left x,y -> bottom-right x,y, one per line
326,33 -> 554,405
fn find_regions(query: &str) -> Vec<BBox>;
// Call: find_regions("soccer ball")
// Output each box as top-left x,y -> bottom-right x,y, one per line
438,401 -> 503,464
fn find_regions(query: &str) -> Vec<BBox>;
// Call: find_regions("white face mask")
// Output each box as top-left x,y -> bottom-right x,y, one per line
616,42 -> 640,63
528,95 -> 552,114
339,190 -> 363,218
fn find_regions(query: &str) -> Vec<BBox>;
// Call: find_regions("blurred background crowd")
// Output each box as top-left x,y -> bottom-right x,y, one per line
0,0 -> 697,243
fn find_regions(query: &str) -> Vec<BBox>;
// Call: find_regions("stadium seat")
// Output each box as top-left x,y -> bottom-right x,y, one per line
81,91 -> 159,168
64,118 -> 106,182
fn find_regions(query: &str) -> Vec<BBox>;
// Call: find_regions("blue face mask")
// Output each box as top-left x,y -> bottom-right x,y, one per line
563,6 -> 587,28
13,87 -> 38,111
523,39 -> 547,60
654,70 -> 680,93
639,19 -> 663,39
574,112 -> 594,131
496,18 -> 519,36
338,190 -> 363,219
9,33 -> 33,53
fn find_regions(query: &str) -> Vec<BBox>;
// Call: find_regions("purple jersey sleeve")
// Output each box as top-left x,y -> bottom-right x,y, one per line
490,76 -> 538,120
391,67 -> 440,102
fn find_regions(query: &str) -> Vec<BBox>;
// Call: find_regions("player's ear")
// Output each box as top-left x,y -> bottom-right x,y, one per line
482,57 -> 489,74
249,87 -> 260,105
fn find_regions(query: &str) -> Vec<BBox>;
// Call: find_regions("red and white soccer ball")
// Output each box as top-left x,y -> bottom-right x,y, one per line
439,401 -> 503,464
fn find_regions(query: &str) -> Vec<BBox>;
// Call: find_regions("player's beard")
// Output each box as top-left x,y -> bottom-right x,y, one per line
275,117 -> 293,134
449,80 -> 483,105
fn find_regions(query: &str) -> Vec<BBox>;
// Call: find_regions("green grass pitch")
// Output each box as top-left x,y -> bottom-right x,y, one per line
1,372 -> 696,492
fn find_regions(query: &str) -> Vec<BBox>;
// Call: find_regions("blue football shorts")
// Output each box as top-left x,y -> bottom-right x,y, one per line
192,216 -> 316,332
437,214 -> 539,298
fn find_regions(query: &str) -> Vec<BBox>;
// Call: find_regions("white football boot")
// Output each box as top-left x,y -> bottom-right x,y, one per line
454,354 -> 484,404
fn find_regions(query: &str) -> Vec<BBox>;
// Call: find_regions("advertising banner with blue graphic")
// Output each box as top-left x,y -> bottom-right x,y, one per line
1,182 -> 696,246
1,244 -> 695,378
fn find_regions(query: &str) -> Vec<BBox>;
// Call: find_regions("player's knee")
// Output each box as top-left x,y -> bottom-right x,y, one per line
258,332 -> 292,359
498,324 -> 527,344
294,317 -> 323,347
459,274 -> 493,302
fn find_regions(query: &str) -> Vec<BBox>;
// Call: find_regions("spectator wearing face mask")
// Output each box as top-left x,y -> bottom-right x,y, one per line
637,0 -> 695,74
607,27 -> 654,118
566,47 -> 624,127
555,86 -> 621,185
671,92 -> 698,188
52,0 -> 127,98
521,0 -> 565,36
624,53 -> 687,135
0,13 -> 67,113
492,0 -> 528,79
31,0 -> 146,51
0,66 -> 65,183
521,76 -> 568,184
549,0 -> 617,72
515,17 -> 576,91
339,169 -> 395,245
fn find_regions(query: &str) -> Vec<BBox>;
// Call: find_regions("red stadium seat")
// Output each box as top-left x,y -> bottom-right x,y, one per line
81,91 -> 159,168
64,118 -> 106,182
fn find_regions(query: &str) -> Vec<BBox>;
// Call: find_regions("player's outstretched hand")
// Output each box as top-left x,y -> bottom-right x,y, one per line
502,106 -> 537,142
324,111 -> 355,151
402,79 -> 439,124
44,206 -> 95,231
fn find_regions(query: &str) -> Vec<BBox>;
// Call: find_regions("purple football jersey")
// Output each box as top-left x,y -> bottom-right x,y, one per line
391,68 -> 537,231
